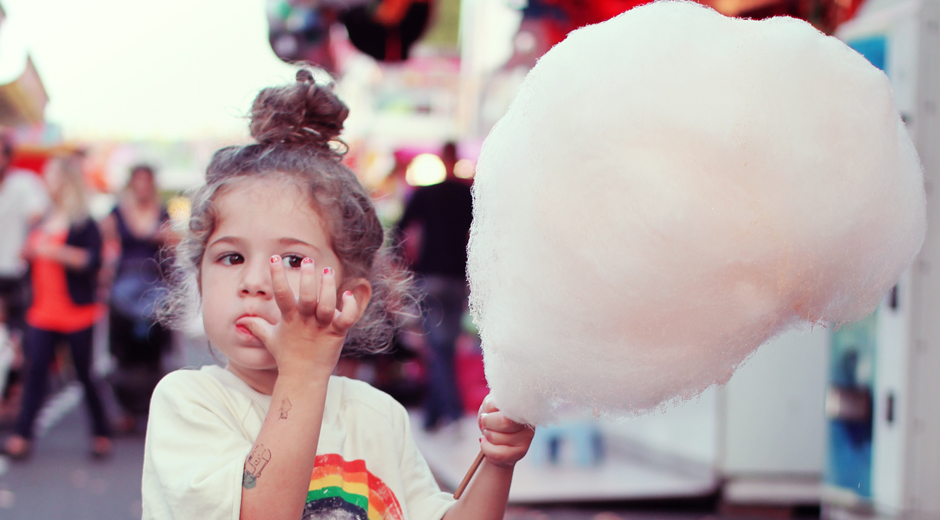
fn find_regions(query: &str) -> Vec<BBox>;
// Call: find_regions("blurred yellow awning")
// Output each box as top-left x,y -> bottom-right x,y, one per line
0,2 -> 47,126
0,56 -> 47,125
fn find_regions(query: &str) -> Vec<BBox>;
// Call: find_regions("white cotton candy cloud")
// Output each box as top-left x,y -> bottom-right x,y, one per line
467,0 -> 926,425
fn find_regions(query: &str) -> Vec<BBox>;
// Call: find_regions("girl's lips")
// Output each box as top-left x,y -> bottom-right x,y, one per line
235,324 -> 253,337
234,322 -> 266,348
235,315 -> 262,342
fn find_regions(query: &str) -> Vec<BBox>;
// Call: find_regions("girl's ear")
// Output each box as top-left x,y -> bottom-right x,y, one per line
344,278 -> 372,322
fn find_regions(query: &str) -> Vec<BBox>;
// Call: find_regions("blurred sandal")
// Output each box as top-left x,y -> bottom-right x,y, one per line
1,435 -> 31,461
90,436 -> 112,460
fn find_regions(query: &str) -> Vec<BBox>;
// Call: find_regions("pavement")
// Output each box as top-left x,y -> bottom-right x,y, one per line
0,398 -> 146,520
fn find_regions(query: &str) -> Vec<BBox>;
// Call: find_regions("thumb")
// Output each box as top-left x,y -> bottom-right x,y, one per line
235,316 -> 274,346
481,393 -> 501,414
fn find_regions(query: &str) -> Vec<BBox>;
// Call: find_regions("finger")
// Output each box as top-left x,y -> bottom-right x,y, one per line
331,291 -> 358,332
480,438 -> 527,468
480,411 -> 526,434
235,316 -> 274,346
297,258 -> 318,316
478,394 -> 495,431
481,394 -> 500,414
482,428 -> 528,447
316,268 -> 337,324
269,255 -> 297,315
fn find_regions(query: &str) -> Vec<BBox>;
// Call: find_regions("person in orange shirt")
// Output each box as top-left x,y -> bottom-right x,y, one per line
3,154 -> 111,460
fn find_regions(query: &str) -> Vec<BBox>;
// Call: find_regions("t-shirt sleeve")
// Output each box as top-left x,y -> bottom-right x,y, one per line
391,398 -> 456,520
141,371 -> 250,520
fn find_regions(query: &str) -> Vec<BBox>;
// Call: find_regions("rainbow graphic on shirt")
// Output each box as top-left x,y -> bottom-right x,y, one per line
304,454 -> 404,520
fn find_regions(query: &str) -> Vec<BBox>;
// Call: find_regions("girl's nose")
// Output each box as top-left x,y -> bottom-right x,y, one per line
239,259 -> 272,297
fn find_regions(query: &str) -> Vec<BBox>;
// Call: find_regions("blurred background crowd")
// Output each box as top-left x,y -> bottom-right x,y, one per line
0,0 -> 937,519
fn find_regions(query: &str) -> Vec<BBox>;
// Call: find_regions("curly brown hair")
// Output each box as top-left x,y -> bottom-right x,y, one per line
161,69 -> 415,353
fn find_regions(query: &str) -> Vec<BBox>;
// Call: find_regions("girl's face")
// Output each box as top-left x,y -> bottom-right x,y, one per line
200,178 -> 343,387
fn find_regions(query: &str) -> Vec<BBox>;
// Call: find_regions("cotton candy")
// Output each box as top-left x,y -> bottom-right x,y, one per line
467,1 -> 925,425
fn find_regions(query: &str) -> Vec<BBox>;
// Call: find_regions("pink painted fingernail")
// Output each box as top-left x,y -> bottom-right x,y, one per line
270,255 -> 280,263
323,267 -> 333,276
344,290 -> 352,297
479,437 -> 482,444
302,257 -> 313,265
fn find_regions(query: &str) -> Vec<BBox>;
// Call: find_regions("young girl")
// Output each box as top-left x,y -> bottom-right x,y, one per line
142,70 -> 534,520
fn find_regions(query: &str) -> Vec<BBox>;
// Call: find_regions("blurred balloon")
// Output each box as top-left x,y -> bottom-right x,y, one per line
342,0 -> 431,62
267,0 -> 341,71
266,0 -> 434,67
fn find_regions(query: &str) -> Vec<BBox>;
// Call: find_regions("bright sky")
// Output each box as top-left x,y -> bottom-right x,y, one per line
2,0 -> 297,141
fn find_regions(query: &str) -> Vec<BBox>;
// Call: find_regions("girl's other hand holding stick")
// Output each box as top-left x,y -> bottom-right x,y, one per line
446,394 -> 534,519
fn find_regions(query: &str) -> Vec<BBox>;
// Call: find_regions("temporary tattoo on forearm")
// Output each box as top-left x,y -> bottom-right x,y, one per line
242,444 -> 271,489
279,398 -> 292,420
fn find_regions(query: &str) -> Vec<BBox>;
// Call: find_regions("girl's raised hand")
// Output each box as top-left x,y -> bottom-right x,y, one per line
478,394 -> 535,468
236,255 -> 359,379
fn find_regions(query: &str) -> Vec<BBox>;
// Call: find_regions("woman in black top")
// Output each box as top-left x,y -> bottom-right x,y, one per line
101,165 -> 175,433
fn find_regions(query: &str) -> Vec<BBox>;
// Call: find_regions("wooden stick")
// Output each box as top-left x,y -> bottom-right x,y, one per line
453,449 -> 485,499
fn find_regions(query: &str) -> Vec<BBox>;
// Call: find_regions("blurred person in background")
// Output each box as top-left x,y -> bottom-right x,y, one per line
101,164 -> 174,434
0,134 -> 49,349
3,154 -> 112,460
0,299 -> 22,423
0,134 -> 49,424
396,142 -> 473,431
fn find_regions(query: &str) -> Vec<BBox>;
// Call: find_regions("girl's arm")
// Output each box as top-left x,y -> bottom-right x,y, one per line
443,395 -> 535,520
239,368 -> 330,519
235,257 -> 365,520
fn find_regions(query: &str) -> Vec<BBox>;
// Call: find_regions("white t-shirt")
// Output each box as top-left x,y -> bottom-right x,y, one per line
142,365 -> 456,520
0,169 -> 49,278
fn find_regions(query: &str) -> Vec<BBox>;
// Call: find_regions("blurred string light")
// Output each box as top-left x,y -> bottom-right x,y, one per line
454,159 -> 475,179
406,153 -> 446,186
167,196 -> 192,229
360,148 -> 396,188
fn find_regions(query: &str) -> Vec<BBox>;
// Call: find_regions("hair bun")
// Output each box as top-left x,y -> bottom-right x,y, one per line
249,69 -> 349,152
296,69 -> 315,84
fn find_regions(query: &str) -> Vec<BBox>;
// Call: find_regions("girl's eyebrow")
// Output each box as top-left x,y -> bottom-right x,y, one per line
207,236 -> 322,254
208,236 -> 243,248
278,237 -> 322,254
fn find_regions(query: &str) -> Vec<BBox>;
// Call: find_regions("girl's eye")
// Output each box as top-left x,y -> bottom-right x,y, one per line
282,255 -> 305,269
219,253 -> 244,266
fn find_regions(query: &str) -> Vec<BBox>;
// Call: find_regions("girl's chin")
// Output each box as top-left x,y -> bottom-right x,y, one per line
223,344 -> 277,369
226,364 -> 279,393
228,360 -> 278,376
